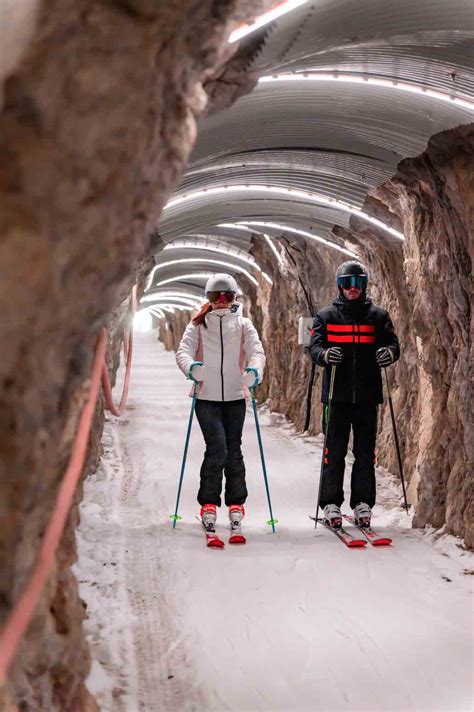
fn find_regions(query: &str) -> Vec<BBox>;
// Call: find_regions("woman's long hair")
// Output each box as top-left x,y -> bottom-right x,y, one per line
192,302 -> 213,328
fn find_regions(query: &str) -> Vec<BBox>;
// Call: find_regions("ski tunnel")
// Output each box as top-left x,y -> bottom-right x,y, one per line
0,1 -> 472,710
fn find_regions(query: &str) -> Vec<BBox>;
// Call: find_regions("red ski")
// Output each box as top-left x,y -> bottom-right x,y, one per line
229,533 -> 246,545
309,516 -> 367,548
196,515 -> 225,548
343,515 -> 392,546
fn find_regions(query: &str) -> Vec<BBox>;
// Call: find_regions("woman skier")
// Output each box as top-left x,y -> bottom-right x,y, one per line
309,260 -> 400,531
176,273 -> 265,545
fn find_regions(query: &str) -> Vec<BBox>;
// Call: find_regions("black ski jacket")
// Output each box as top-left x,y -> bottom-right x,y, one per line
309,296 -> 400,404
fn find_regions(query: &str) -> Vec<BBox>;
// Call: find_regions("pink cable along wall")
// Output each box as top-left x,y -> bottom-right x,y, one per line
0,286 -> 137,682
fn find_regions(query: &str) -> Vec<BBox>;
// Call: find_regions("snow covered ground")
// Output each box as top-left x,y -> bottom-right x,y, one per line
75,331 -> 474,712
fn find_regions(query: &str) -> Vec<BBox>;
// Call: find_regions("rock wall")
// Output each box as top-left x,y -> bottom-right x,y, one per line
0,1 -> 268,708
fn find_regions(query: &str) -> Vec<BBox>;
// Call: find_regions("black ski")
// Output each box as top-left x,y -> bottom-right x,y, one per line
343,515 -> 392,546
309,516 -> 367,548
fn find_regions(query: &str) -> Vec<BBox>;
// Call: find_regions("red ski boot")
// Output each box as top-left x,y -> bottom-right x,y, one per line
200,504 -> 224,548
229,505 -> 246,544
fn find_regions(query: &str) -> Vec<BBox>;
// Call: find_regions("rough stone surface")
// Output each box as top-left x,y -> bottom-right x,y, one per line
0,0 -> 268,707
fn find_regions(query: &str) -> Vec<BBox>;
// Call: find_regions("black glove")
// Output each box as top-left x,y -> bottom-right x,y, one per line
376,347 -> 394,368
324,347 -> 343,365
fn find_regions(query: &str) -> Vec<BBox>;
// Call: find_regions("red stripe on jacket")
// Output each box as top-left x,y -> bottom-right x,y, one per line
327,335 -> 376,343
327,323 -> 375,333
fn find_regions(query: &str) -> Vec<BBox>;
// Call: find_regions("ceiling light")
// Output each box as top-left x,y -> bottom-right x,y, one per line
228,0 -> 308,43
239,220 -> 359,256
164,240 -> 261,270
147,258 -> 259,288
141,291 -> 203,305
164,185 -> 403,240
259,72 -> 474,112
218,222 -> 285,267
143,297 -> 200,309
154,273 -> 222,289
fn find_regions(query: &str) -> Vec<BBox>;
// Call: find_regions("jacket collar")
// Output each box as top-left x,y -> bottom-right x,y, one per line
207,303 -> 240,319
333,295 -> 372,320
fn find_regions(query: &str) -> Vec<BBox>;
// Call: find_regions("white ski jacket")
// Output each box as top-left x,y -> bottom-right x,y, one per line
176,306 -> 266,401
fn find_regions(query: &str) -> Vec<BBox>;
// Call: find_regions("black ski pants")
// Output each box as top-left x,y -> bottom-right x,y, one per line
195,399 -> 247,507
320,403 -> 378,510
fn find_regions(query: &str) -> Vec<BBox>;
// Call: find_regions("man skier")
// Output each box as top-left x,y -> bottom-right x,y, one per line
309,260 -> 400,530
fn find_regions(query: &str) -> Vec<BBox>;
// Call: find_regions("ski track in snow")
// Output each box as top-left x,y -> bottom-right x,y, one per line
75,332 -> 474,712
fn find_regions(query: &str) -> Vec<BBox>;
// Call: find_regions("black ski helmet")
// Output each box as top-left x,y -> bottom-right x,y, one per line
336,261 -> 369,297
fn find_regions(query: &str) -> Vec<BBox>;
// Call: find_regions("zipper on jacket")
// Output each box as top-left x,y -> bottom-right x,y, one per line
352,321 -> 356,404
219,317 -> 225,401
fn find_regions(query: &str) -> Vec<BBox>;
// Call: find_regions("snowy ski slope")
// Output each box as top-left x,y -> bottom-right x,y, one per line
76,332 -> 473,712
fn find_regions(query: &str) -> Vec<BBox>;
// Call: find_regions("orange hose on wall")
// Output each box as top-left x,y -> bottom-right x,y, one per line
0,287 -> 137,683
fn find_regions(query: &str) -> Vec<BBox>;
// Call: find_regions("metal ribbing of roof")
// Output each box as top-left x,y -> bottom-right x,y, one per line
150,0 -> 473,298
191,82 -> 472,164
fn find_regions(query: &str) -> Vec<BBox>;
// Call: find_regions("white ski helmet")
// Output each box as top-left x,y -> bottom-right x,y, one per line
204,273 -> 239,296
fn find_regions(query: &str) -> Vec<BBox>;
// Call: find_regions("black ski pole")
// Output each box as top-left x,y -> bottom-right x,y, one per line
304,359 -> 316,432
314,364 -> 336,528
383,369 -> 410,512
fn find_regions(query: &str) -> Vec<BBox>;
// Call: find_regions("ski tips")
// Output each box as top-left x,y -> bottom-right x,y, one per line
207,537 -> 225,549
346,539 -> 367,548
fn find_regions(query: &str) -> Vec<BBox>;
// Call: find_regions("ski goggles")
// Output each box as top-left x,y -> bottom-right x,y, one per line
337,274 -> 367,290
207,290 -> 235,303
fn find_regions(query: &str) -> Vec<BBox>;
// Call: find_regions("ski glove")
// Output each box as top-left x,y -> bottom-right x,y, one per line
243,367 -> 259,388
324,347 -> 343,365
189,361 -> 206,382
376,347 -> 395,368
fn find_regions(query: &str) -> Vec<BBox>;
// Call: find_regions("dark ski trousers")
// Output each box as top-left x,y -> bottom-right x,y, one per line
195,399 -> 247,507
320,403 -> 378,510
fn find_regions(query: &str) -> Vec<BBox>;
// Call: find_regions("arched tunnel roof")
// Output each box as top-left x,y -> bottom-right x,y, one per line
147,0 -> 474,306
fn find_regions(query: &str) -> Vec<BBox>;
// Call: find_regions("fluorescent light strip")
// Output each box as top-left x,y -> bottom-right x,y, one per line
164,240 -> 261,271
218,223 -> 255,234
239,220 -> 359,257
141,291 -> 203,305
218,221 -> 285,266
228,0 -> 308,43
150,303 -> 193,312
154,273 -> 220,288
144,297 -> 200,309
147,306 -> 165,319
147,258 -> 259,288
265,235 -> 285,266
164,185 -> 404,240
259,72 -> 474,112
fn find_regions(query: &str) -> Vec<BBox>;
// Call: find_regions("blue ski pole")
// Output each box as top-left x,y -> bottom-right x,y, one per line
170,380 -> 199,527
249,384 -> 278,532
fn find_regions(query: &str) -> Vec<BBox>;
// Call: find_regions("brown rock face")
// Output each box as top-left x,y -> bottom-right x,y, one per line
0,0 -> 268,707
389,125 -> 473,547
